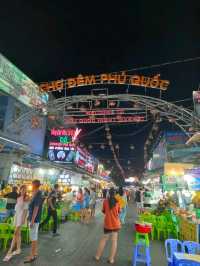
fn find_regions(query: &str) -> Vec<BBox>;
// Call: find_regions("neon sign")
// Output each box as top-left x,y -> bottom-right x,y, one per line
85,109 -> 125,116
39,73 -> 170,92
64,115 -> 146,124
50,128 -> 81,141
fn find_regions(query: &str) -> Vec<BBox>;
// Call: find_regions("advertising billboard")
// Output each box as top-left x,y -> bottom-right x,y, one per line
0,53 -> 48,108
47,128 -> 81,163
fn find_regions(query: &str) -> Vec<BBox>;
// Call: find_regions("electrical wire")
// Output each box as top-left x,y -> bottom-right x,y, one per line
110,56 -> 200,74
79,125 -> 105,138
112,121 -> 152,137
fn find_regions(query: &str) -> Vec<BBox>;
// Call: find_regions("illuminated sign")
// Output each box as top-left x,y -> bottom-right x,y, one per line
50,128 -> 81,141
85,109 -> 125,116
39,73 -> 170,92
48,128 -> 81,163
0,53 -> 48,108
64,115 -> 146,124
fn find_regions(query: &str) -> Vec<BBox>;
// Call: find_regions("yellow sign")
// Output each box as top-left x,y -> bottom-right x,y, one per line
39,73 -> 170,92
164,163 -> 194,176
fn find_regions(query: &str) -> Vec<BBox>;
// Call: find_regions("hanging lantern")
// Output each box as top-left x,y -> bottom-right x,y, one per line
100,144 -> 105,149
168,117 -> 176,123
0,144 -> 4,152
94,100 -> 101,107
80,105 -> 86,111
115,144 -> 119,149
107,134 -> 112,140
105,126 -> 110,132
149,134 -> 153,139
130,145 -> 135,150
109,101 -> 116,107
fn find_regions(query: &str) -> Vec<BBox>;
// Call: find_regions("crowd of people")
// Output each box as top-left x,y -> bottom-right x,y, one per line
2,182 -> 130,264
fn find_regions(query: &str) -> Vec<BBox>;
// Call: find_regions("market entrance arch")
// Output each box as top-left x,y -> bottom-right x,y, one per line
46,94 -> 200,135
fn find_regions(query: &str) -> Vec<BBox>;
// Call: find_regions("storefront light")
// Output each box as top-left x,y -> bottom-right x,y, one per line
48,169 -> 54,175
12,164 -> 19,172
183,174 -> 193,183
39,168 -> 45,175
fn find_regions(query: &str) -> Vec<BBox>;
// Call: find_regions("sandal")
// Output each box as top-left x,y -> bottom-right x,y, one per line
12,249 -> 21,256
24,256 -> 37,264
3,254 -> 13,262
107,259 -> 115,264
93,256 -> 100,262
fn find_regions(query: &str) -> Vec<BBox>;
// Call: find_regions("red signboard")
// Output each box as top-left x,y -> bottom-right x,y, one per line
85,109 -> 125,116
64,115 -> 146,124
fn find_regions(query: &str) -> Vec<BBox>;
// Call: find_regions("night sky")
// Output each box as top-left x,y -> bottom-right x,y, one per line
1,1 -> 200,181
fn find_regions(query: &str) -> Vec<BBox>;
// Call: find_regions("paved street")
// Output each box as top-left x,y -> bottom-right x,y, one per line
0,203 -> 166,266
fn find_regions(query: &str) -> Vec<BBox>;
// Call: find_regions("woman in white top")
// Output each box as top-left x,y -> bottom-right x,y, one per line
3,185 -> 29,262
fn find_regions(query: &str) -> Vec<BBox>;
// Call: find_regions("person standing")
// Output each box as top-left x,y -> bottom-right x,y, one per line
40,184 -> 60,237
135,188 -> 143,214
3,185 -> 29,262
95,188 -> 121,264
24,180 -> 43,264
117,187 -> 127,225
81,188 -> 91,224
90,187 -> 97,219
5,186 -> 18,217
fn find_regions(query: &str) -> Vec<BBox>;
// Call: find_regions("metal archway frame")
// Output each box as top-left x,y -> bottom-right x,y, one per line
3,94 -> 200,136
46,94 -> 200,135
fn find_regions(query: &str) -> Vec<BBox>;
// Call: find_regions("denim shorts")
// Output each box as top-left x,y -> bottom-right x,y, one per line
29,223 -> 39,241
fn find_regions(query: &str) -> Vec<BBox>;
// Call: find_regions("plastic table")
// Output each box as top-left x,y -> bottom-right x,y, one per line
173,252 -> 200,266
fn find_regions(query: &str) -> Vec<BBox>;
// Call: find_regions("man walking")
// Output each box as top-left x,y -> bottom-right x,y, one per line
24,180 -> 43,263
40,184 -> 59,237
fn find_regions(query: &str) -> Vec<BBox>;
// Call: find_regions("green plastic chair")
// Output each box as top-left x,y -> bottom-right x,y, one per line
0,223 -> 13,250
135,232 -> 150,246
21,225 -> 30,244
138,214 -> 156,240
156,216 -> 168,240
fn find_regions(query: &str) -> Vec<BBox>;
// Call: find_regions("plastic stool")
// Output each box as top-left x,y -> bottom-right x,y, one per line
135,232 -> 150,246
132,243 -> 151,266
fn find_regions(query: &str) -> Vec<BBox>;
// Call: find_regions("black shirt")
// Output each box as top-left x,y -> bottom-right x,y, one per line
5,191 -> 18,210
48,190 -> 58,209
135,191 -> 141,203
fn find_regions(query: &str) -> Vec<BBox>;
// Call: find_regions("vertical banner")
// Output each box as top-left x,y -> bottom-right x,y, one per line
193,91 -> 200,117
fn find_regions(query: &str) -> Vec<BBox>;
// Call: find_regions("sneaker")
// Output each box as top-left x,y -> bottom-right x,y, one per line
52,233 -> 60,237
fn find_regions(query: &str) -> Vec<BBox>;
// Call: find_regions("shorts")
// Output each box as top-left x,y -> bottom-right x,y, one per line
136,202 -> 143,209
104,228 -> 120,234
90,203 -> 96,209
29,223 -> 39,241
